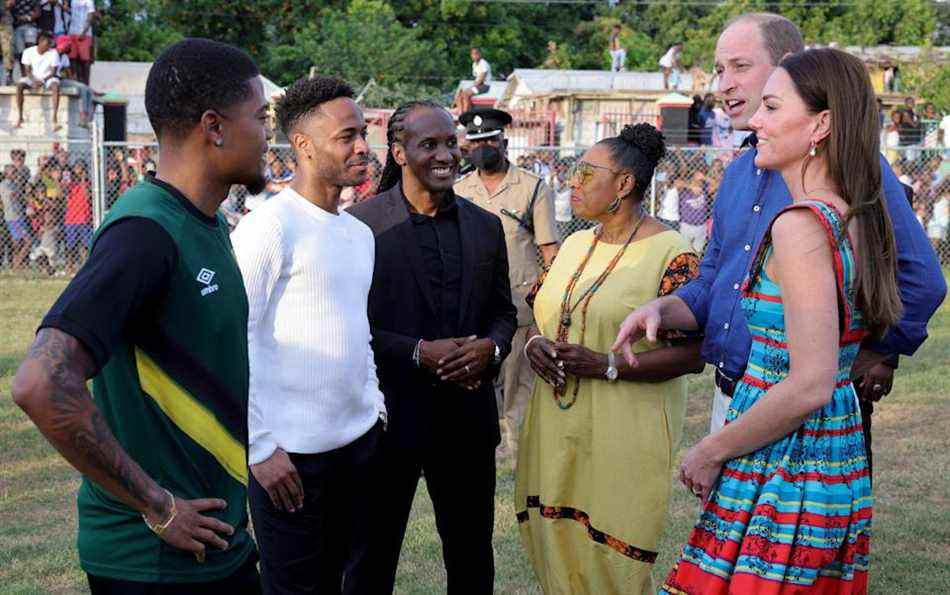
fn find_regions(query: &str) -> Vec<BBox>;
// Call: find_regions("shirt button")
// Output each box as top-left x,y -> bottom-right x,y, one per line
753,205 -> 761,212
734,283 -> 740,290
744,244 -> 751,251
724,322 -> 730,330
756,169 -> 762,176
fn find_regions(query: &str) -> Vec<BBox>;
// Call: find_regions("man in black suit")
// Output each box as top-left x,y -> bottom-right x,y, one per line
348,101 -> 517,593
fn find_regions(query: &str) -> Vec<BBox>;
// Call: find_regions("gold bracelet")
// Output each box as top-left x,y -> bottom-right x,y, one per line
142,488 -> 177,536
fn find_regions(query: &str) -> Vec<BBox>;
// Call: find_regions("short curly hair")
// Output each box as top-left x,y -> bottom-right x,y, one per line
145,38 -> 260,138
275,75 -> 355,136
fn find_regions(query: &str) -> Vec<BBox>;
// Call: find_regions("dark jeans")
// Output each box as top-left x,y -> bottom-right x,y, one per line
87,553 -> 260,595
249,421 -> 382,595
370,433 -> 496,594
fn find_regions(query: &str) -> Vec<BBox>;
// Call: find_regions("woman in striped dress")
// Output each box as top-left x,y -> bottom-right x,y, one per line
633,49 -> 902,593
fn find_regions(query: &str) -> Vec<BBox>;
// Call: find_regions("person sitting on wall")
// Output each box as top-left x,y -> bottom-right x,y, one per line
16,30 -> 62,131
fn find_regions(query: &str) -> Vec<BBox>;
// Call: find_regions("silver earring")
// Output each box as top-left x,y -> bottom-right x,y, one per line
215,139 -> 224,147
809,143 -> 816,157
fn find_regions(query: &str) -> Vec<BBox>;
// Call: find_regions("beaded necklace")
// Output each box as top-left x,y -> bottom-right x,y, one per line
553,211 -> 646,409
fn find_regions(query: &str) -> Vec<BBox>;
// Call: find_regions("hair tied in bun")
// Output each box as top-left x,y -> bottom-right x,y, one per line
619,123 -> 666,168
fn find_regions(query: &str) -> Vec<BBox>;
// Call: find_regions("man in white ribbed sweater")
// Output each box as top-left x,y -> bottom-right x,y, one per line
231,76 -> 385,595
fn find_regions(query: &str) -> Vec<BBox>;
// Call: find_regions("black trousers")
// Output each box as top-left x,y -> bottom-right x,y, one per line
369,433 -> 497,594
249,421 -> 382,595
87,553 -> 260,595
859,397 -> 875,480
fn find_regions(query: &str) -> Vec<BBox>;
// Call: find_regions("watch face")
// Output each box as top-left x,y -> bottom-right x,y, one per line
606,367 -> 618,381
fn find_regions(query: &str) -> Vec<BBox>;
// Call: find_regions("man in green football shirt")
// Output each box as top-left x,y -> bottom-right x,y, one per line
12,38 -> 271,594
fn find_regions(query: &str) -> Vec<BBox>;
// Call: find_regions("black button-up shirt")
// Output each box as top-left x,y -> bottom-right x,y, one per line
404,190 -> 462,338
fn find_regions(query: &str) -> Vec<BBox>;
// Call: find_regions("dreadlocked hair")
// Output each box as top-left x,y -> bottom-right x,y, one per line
377,100 -> 445,193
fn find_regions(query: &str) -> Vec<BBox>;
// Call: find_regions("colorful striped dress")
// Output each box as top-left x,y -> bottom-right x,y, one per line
661,200 -> 872,594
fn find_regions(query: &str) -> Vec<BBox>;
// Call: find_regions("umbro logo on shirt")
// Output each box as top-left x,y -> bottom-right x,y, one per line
197,268 -> 219,296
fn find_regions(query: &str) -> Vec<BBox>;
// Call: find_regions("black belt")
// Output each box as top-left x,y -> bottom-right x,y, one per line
715,369 -> 738,397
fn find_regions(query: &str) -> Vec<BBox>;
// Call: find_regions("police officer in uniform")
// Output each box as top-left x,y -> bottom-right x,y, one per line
455,108 -> 559,463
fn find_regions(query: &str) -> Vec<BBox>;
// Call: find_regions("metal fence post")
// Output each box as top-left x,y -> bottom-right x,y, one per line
90,116 -> 104,229
649,172 -> 656,216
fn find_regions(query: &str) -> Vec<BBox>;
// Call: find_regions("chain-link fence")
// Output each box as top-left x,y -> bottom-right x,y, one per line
0,140 -> 947,276
0,139 -> 97,276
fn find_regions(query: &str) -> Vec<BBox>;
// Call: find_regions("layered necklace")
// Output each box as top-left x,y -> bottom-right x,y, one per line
553,209 -> 647,409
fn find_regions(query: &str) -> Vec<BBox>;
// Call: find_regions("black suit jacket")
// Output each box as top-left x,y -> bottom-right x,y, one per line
348,184 -> 518,451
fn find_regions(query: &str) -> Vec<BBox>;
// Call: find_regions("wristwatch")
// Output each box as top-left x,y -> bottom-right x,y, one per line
605,352 -> 619,382
491,340 -> 502,365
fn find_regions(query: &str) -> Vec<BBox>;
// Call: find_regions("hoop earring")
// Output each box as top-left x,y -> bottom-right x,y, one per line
606,196 -> 622,214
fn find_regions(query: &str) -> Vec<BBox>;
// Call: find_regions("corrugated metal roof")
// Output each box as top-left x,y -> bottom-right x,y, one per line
505,69 -> 695,95
839,45 -> 950,63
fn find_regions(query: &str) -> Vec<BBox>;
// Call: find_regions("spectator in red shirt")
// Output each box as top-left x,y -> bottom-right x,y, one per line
64,160 -> 91,271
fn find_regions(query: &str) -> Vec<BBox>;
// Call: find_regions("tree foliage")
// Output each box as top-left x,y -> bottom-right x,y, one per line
266,0 -> 449,106
904,60 -> 950,114
97,0 -> 943,106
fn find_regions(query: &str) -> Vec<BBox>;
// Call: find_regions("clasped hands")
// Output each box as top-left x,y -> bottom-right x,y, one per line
420,335 -> 494,391
524,333 -> 608,387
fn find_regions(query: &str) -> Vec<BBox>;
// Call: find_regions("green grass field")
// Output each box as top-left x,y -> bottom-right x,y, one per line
1,275 -> 948,594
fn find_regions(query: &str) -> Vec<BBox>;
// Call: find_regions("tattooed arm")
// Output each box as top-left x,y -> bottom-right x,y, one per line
12,328 -> 234,560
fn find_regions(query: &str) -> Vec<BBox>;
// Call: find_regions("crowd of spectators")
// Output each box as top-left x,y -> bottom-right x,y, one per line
1,138 -> 946,274
881,97 -> 947,159
0,143 -> 93,273
104,145 -> 154,208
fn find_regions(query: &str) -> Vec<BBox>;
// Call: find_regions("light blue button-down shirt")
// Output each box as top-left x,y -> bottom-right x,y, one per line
675,148 -> 946,379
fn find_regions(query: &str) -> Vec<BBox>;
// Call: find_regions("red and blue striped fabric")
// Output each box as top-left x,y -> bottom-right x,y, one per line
661,200 -> 872,594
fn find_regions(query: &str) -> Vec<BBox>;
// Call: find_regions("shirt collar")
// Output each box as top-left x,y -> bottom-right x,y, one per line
146,172 -> 220,227
740,132 -> 758,149
402,187 -> 459,223
468,161 -> 516,200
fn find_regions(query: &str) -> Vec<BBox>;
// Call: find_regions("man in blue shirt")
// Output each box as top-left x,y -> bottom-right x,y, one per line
613,13 -> 945,472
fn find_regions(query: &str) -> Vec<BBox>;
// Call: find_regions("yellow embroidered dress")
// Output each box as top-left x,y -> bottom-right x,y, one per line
515,228 -> 697,594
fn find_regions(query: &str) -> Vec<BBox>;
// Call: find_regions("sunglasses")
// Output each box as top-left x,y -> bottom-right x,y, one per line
568,161 -> 624,186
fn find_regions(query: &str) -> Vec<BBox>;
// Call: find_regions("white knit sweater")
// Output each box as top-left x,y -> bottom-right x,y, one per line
232,187 -> 385,465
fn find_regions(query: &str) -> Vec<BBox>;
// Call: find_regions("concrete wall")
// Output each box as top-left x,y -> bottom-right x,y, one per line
0,86 -> 88,139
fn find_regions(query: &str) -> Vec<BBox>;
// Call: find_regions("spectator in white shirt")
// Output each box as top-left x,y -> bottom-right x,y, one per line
712,103 -> 733,147
231,75 -> 385,594
16,31 -> 61,130
659,41 -> 683,90
940,112 -> 950,149
456,46 -> 491,114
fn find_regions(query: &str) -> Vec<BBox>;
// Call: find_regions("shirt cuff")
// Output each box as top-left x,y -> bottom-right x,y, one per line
864,319 -> 929,357
248,434 -> 278,466
38,315 -> 109,375
673,282 -> 709,329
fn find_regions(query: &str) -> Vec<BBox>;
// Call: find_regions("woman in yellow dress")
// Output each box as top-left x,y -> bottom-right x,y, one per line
516,123 -> 704,594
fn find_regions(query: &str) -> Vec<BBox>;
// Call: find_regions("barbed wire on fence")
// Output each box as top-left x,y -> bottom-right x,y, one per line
0,139 -> 947,276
